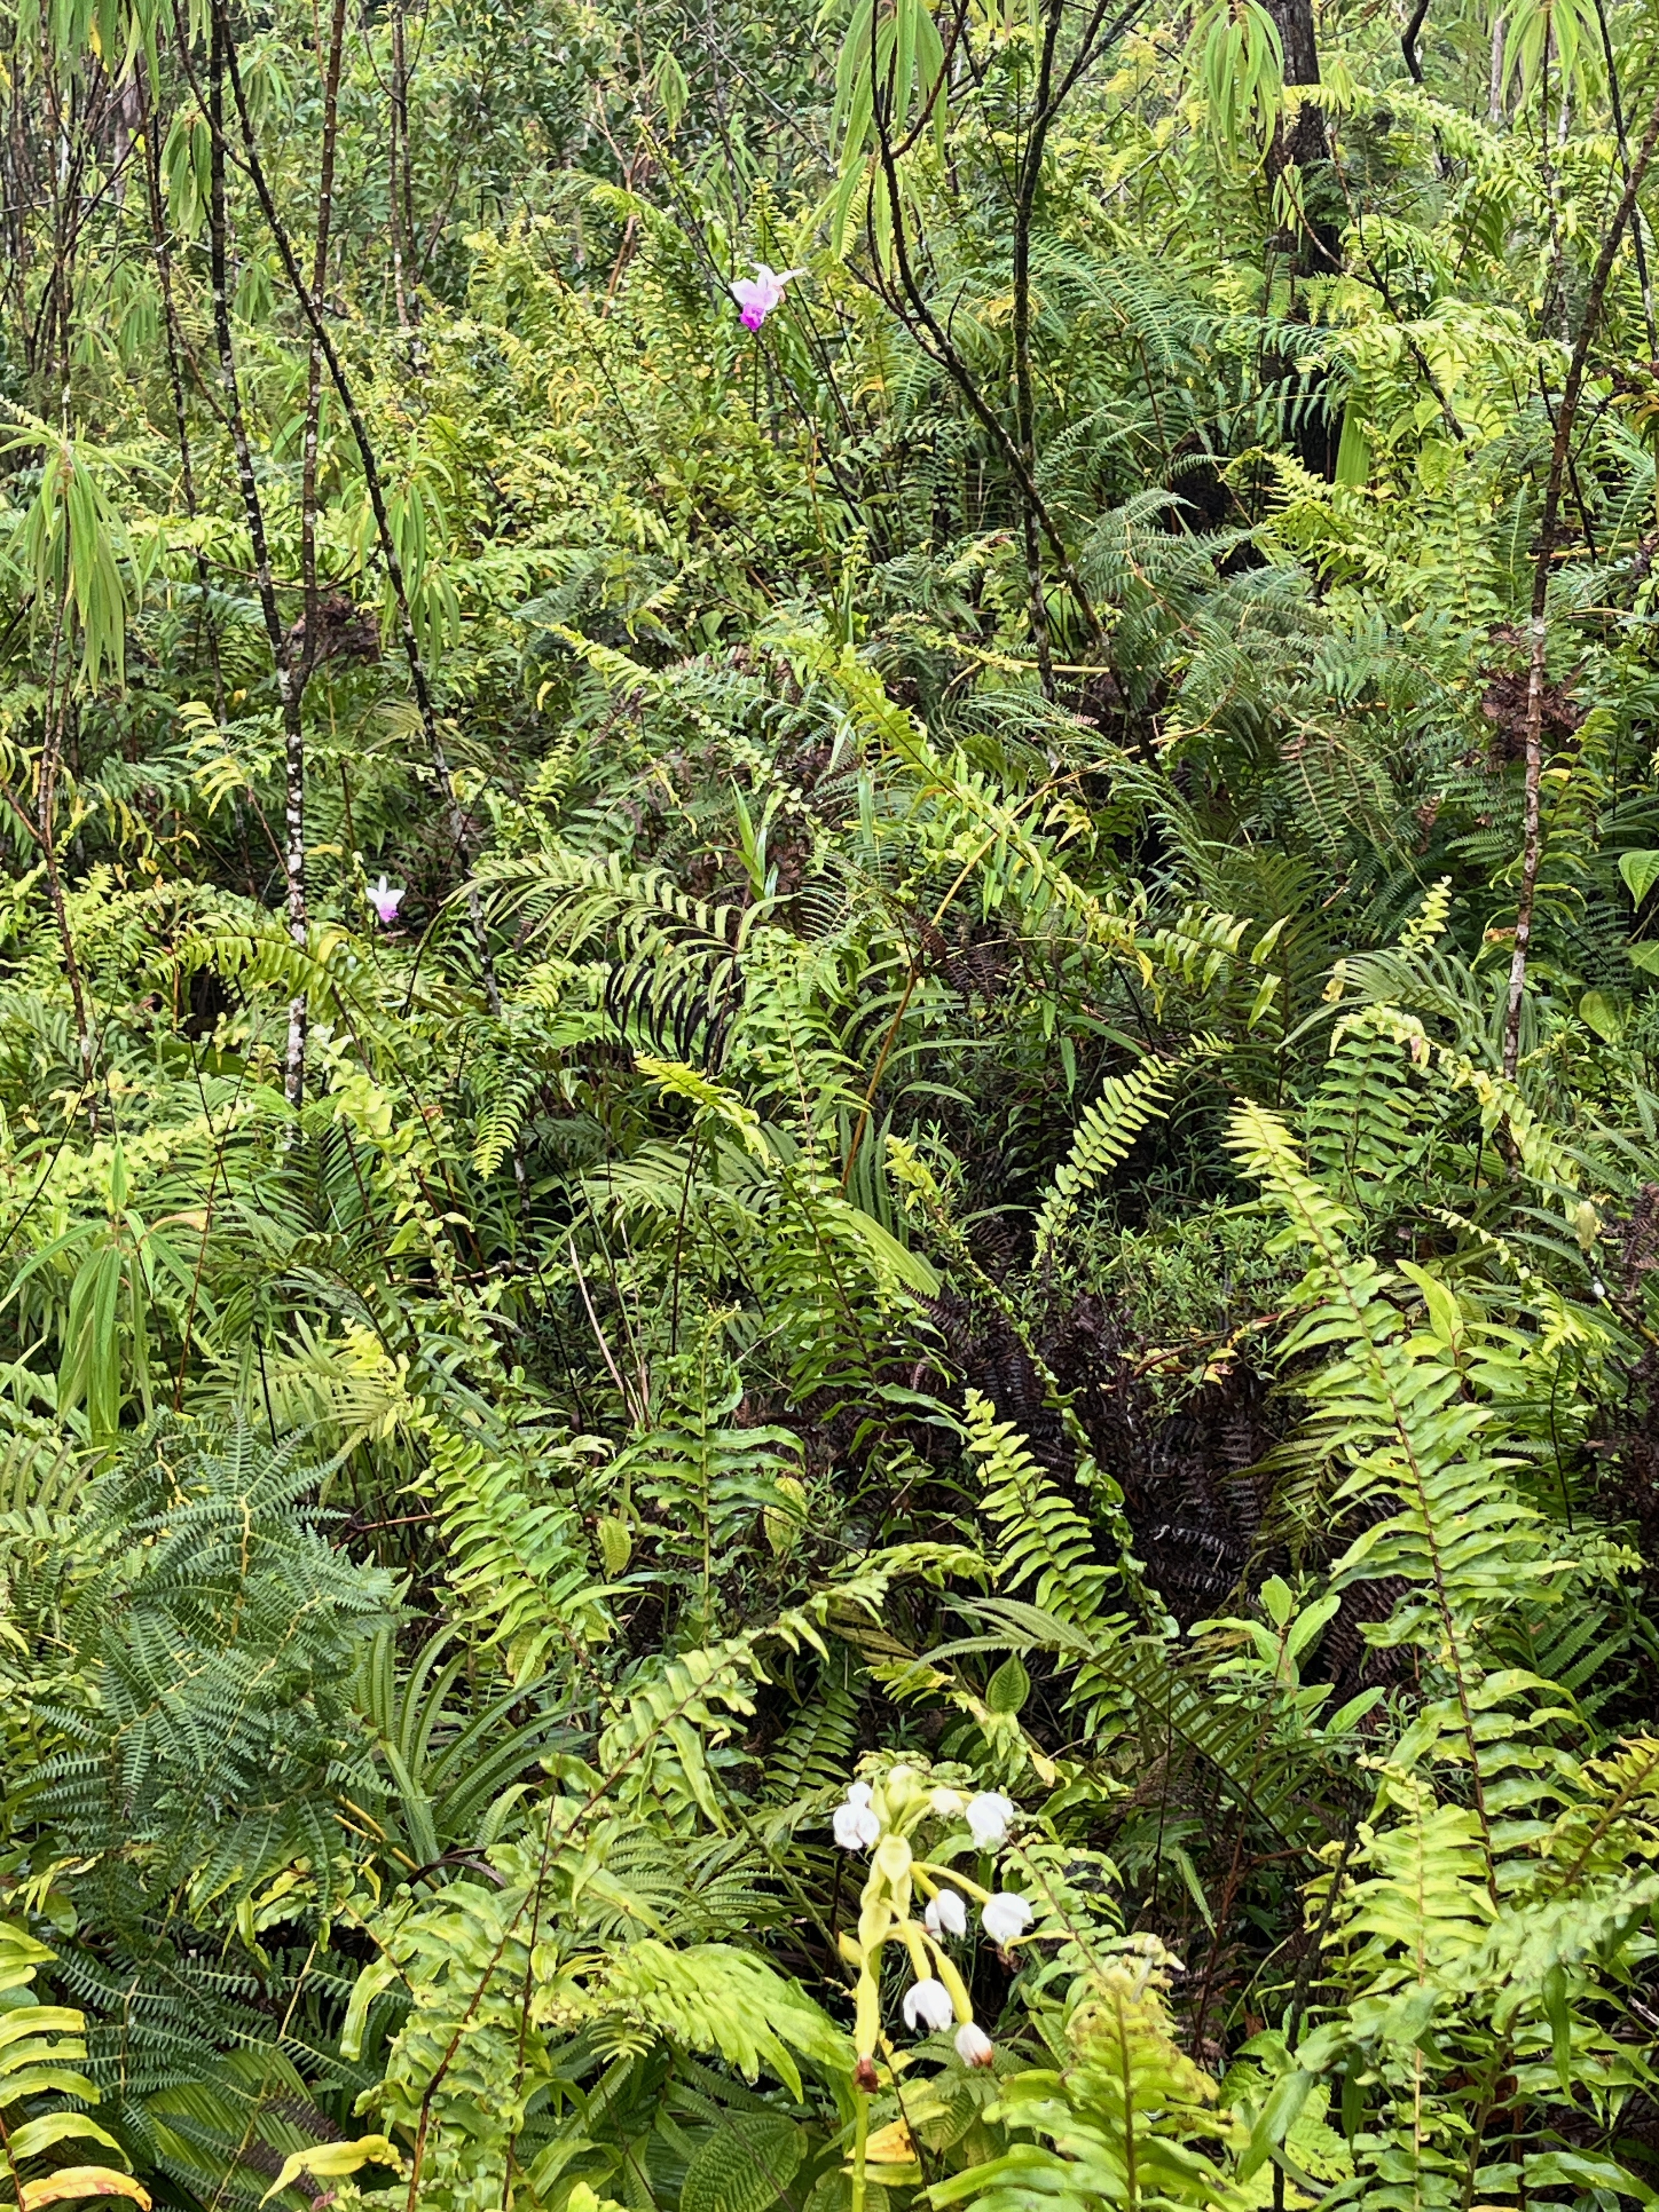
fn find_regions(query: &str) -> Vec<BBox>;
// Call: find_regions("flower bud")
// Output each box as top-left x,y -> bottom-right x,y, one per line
954,2022 -> 995,2068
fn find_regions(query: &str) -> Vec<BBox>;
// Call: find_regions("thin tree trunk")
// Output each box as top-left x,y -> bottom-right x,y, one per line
38,585 -> 97,1119
1266,0 -> 1319,89
1265,0 -> 1339,265
301,0 -> 349,661
1011,0 -> 1065,695
211,0 -> 502,1009
1503,85 -> 1659,1075
1592,0 -> 1656,355
30,63 -> 94,1114
863,0 -> 1142,663
388,0 -> 412,332
41,36 -> 77,411
4,63 -> 35,354
869,92 -> 1104,651
1402,0 -> 1429,82
207,8 -> 310,1105
138,73 -> 227,722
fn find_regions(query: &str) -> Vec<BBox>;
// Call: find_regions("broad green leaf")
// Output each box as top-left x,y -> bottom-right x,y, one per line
1579,989 -> 1626,1041
986,1652 -> 1031,1714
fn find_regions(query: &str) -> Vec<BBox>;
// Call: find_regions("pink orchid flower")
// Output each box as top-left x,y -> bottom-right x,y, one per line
369,875 -> 405,926
731,262 -> 804,331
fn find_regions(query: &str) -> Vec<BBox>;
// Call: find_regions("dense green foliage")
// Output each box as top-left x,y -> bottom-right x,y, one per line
3,0 -> 1659,2208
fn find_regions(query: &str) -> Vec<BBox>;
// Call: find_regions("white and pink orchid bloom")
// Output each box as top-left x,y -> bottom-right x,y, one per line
731,262 -> 804,331
369,876 -> 405,926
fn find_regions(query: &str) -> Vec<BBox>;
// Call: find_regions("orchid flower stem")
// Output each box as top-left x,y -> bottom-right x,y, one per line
934,1950 -> 977,2020
851,2092 -> 868,2212
914,1861 -> 992,1903
899,1922 -> 931,1978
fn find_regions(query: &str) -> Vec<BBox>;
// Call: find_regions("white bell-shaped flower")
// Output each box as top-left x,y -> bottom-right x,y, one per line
901,1977 -> 955,2033
832,1799 -> 881,1850
981,1891 -> 1034,1944
965,1791 -> 1014,1847
924,1888 -> 967,1940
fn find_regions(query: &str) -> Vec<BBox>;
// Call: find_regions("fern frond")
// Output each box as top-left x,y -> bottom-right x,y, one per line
1032,1056 -> 1184,1266
419,1415 -> 614,1683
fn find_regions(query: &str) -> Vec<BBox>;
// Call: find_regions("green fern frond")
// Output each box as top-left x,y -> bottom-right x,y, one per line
419,1415 -> 614,1684
1032,1056 -> 1184,1266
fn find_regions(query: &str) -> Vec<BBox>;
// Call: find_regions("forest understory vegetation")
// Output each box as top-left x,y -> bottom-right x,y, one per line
3,0 -> 1659,2203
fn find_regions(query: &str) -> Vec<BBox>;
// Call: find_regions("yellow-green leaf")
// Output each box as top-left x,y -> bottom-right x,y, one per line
259,2135 -> 403,2204
18,2169 -> 150,2212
